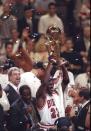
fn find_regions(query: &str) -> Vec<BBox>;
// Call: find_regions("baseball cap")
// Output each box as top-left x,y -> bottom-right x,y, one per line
55,117 -> 71,128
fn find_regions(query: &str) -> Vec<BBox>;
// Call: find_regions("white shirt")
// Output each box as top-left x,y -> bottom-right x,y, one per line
38,70 -> 65,125
53,70 -> 65,117
38,93 -> 64,125
20,72 -> 41,98
0,91 -> 10,111
38,14 -> 64,34
84,38 -> 90,52
9,82 -> 19,94
64,71 -> 75,108
0,74 -> 8,89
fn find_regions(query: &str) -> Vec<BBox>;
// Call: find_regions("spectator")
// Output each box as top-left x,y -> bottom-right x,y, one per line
5,67 -> 21,105
60,38 -> 83,75
34,0 -> 55,15
38,2 -> 64,35
17,5 -> 33,37
70,88 -> 90,131
11,0 -> 25,20
75,63 -> 90,88
79,0 -> 90,26
74,0 -> 87,26
8,85 -> 38,131
20,62 -> 45,98
0,2 -> 17,40
4,41 -> 13,58
11,28 -> 32,54
74,24 -> 90,64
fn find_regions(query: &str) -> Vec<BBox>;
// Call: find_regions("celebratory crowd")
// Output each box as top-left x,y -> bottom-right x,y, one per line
0,0 -> 90,131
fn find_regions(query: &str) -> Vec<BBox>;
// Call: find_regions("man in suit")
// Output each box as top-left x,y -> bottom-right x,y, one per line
5,67 -> 21,105
71,88 -> 90,131
0,104 -> 6,131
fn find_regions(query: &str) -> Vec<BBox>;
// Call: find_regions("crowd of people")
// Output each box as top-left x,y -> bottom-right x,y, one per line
0,0 -> 90,131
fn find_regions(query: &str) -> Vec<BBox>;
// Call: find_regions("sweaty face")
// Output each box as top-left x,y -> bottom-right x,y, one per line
9,70 -> 20,86
47,79 -> 55,95
22,88 -> 31,103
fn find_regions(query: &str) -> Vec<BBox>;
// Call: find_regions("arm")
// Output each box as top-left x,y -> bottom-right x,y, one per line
61,65 -> 69,91
36,63 -> 53,108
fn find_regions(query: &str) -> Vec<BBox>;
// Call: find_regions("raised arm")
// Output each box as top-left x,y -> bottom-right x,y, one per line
59,61 -> 69,92
36,62 -> 53,109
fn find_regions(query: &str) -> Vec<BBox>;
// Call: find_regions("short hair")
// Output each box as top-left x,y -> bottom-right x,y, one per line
19,85 -> 31,96
33,62 -> 45,71
8,67 -> 20,77
48,2 -> 56,8
79,88 -> 90,100
5,41 -> 13,49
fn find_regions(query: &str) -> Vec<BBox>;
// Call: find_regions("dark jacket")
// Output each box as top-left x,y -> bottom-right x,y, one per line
0,104 -> 6,131
4,84 -> 20,105
17,17 -> 33,37
7,98 -> 38,131
72,101 -> 90,131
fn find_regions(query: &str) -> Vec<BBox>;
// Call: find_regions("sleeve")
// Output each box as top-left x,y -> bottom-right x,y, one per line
75,75 -> 80,85
68,72 -> 75,88
57,18 -> 64,33
2,91 -> 10,111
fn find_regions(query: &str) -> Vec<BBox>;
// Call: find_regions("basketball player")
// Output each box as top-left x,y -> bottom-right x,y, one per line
36,59 -> 69,130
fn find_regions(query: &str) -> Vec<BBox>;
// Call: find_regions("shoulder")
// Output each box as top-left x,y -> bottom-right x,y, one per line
68,71 -> 74,79
40,14 -> 49,20
4,84 -> 11,92
75,73 -> 86,79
